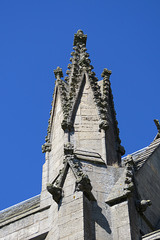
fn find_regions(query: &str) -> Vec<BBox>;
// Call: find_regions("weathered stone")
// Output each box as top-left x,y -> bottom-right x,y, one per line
0,30 -> 160,240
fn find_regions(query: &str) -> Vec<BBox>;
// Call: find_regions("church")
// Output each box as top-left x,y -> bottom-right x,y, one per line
0,30 -> 160,240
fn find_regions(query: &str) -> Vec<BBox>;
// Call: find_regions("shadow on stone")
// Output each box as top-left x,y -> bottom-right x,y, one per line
93,201 -> 111,234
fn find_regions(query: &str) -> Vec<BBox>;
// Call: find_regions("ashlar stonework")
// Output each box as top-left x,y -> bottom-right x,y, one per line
0,30 -> 160,240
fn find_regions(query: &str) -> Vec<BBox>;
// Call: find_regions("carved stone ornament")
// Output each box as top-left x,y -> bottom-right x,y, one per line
101,68 -> 112,78
67,156 -> 95,201
64,143 -> 74,155
136,200 -> 152,213
47,142 -> 95,204
54,66 -> 63,79
75,174 -> 92,193
61,120 -> 73,131
123,155 -> 134,195
42,141 -> 51,153
73,30 -> 87,46
99,120 -> 109,131
46,183 -> 63,203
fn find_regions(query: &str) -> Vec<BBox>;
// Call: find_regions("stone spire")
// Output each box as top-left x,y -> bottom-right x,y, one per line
42,30 -> 125,167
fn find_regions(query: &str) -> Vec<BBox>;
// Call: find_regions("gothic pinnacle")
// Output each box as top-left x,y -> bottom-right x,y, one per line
54,66 -> 63,79
73,30 -> 87,46
101,68 -> 112,78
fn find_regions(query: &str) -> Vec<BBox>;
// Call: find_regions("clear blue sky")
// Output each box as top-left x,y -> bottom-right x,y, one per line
0,0 -> 160,210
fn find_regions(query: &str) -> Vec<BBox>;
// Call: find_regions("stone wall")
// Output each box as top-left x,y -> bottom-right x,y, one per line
135,146 -> 160,231
45,168 -> 84,240
49,88 -> 65,184
0,196 -> 50,240
73,76 -> 102,156
110,201 -> 131,240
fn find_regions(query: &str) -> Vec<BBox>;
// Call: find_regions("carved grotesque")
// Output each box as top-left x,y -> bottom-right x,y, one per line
61,120 -> 73,131
47,183 -> 63,203
99,120 -> 109,131
136,200 -> 152,212
64,142 -> 74,155
42,141 -> 51,153
76,174 -> 92,193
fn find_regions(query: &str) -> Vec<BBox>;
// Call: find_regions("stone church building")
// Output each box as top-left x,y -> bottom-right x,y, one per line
0,30 -> 160,240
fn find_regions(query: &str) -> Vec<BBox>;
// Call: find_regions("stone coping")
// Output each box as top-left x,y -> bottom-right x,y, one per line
74,149 -> 105,164
0,195 -> 41,225
122,137 -> 160,171
142,229 -> 160,239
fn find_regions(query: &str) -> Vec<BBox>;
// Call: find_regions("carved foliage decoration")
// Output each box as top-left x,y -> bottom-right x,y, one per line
124,155 -> 134,195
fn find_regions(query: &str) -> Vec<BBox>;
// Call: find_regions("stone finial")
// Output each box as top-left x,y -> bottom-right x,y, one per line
54,66 -> 63,79
73,30 -> 87,46
101,68 -> 112,78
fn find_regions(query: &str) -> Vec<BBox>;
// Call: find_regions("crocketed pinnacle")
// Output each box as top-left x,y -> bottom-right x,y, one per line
42,30 -> 125,157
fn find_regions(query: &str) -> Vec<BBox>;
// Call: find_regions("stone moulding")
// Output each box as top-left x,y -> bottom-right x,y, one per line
106,155 -> 135,206
123,155 -> 134,195
46,143 -> 95,204
74,149 -> 105,164
42,136 -> 51,153
0,195 -> 42,227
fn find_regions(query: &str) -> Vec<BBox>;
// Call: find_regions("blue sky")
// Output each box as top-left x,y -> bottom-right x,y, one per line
0,0 -> 160,210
